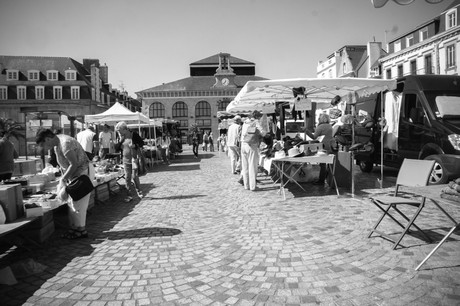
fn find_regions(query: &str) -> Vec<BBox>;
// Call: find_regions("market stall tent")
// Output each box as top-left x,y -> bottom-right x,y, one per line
229,77 -> 397,195
84,102 -> 149,125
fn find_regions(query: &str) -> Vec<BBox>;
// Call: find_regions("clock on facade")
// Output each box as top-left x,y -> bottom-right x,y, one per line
222,78 -> 229,86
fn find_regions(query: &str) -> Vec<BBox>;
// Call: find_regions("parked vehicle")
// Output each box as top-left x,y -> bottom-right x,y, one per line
355,75 -> 460,184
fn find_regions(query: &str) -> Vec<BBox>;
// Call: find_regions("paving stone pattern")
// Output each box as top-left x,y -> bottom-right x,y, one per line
1,147 -> 460,305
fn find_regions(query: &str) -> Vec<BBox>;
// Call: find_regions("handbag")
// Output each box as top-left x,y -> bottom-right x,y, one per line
65,174 -> 94,201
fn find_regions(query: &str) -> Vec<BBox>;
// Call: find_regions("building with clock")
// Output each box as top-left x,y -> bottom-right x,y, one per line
136,53 -> 267,144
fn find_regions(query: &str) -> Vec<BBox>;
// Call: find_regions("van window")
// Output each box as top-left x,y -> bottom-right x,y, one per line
402,93 -> 424,124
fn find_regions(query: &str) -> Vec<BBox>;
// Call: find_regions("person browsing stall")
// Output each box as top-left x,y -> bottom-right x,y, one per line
35,129 -> 92,239
227,115 -> 243,174
98,124 -> 113,159
304,113 -> 333,185
76,125 -> 96,160
0,133 -> 19,182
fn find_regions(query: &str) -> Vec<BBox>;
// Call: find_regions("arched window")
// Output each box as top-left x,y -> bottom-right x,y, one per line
217,99 -> 230,111
149,102 -> 165,118
195,101 -> 211,117
172,101 -> 188,118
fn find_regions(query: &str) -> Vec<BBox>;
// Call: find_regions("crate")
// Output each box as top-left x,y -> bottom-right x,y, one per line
0,184 -> 23,222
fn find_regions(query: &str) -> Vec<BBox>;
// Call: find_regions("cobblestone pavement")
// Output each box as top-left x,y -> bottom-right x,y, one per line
1,147 -> 460,305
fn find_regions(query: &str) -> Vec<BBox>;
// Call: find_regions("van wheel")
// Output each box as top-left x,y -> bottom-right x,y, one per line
359,161 -> 373,173
424,155 -> 449,184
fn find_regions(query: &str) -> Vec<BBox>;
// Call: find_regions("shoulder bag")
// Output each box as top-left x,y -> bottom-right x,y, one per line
66,174 -> 94,201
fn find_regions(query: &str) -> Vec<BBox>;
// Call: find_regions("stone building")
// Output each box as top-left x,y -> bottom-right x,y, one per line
381,1 -> 459,78
0,55 -> 140,155
136,53 -> 267,144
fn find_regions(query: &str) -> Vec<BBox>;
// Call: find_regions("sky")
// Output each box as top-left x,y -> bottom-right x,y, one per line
0,0 -> 456,97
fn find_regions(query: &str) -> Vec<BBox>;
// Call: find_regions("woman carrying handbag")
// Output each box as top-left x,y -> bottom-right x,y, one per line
36,129 -> 94,239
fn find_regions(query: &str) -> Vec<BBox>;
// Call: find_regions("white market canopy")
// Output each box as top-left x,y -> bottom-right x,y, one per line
227,77 -> 397,113
85,102 -> 149,125
127,119 -> 162,128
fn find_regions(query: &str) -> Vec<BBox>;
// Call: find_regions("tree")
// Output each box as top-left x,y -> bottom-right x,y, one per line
0,117 -> 24,140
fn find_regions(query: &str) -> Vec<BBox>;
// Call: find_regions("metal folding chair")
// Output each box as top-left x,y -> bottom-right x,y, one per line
368,158 -> 436,249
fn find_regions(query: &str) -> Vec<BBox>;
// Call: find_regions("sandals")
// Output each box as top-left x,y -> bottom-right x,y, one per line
61,229 -> 89,239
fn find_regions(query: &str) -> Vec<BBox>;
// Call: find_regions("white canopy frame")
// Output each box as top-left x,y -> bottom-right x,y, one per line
84,102 -> 150,134
228,77 -> 397,196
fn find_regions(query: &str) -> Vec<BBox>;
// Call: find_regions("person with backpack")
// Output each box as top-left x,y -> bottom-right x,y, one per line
115,121 -> 144,202
240,110 -> 266,191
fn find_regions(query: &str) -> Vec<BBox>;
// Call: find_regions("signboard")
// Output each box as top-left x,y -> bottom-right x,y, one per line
295,97 -> 312,111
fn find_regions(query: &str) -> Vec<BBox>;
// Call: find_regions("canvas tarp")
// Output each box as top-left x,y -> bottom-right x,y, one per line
85,102 -> 149,125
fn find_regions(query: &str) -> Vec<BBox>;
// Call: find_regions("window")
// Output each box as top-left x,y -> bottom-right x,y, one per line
28,70 -> 40,81
195,119 -> 211,127
406,34 -> 414,47
410,59 -> 417,75
65,70 -> 76,81
172,101 -> 188,117
397,64 -> 403,77
71,86 -> 80,100
446,9 -> 457,29
195,101 -> 211,117
35,86 -> 44,100
424,54 -> 432,74
217,99 -> 230,111
386,68 -> 392,79
149,102 -> 165,118
178,119 -> 188,127
17,86 -> 26,100
446,45 -> 456,68
53,86 -> 62,100
47,70 -> 58,81
0,86 -> 7,100
420,27 -> 428,41
394,40 -> 401,52
6,70 -> 18,80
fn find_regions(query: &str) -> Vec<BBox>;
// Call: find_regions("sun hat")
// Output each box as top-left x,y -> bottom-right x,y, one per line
233,115 -> 242,123
288,147 -> 303,157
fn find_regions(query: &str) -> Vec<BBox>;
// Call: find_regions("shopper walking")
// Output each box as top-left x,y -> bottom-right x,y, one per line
240,111 -> 265,191
208,132 -> 214,152
115,121 -> 144,202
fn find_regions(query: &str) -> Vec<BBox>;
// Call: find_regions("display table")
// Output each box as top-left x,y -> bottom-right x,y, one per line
403,184 -> 460,270
272,154 -> 338,199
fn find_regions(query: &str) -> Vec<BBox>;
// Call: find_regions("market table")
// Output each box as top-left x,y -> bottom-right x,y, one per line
272,154 -> 338,199
404,184 -> 459,270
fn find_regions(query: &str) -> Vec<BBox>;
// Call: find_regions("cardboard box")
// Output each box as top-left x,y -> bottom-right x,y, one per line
22,220 -> 55,243
25,206 -> 43,218
29,210 -> 53,229
0,184 -> 21,222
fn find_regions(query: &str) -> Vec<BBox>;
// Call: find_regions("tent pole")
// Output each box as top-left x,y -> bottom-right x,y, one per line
380,91 -> 384,188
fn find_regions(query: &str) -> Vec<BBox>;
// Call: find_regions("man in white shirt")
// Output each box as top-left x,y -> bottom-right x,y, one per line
76,125 -> 96,160
227,115 -> 242,174
98,124 -> 113,159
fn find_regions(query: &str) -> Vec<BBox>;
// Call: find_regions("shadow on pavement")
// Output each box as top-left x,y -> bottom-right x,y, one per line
94,227 -> 182,241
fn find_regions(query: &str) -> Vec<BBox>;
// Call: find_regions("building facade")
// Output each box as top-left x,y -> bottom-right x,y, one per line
380,1 -> 459,78
0,55 -> 140,155
136,53 -> 267,144
317,43 -> 387,79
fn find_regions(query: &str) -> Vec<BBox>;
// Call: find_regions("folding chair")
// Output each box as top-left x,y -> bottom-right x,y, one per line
368,158 -> 435,249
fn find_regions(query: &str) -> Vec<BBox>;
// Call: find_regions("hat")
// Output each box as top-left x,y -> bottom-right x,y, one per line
252,110 -> 262,119
233,115 -> 242,123
274,150 -> 286,159
288,147 -> 302,157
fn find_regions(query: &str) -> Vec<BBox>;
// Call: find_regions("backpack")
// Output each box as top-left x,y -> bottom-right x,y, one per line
242,122 -> 262,145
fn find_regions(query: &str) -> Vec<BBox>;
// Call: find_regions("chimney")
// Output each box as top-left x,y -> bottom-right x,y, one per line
100,63 -> 108,84
368,42 -> 383,75
83,59 -> 100,72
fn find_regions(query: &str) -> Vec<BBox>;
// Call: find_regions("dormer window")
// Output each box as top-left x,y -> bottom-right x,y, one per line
406,34 -> 414,47
47,70 -> 59,81
419,27 -> 428,42
6,70 -> 18,81
446,8 -> 457,29
65,70 -> 76,81
28,70 -> 40,81
394,40 -> 401,52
